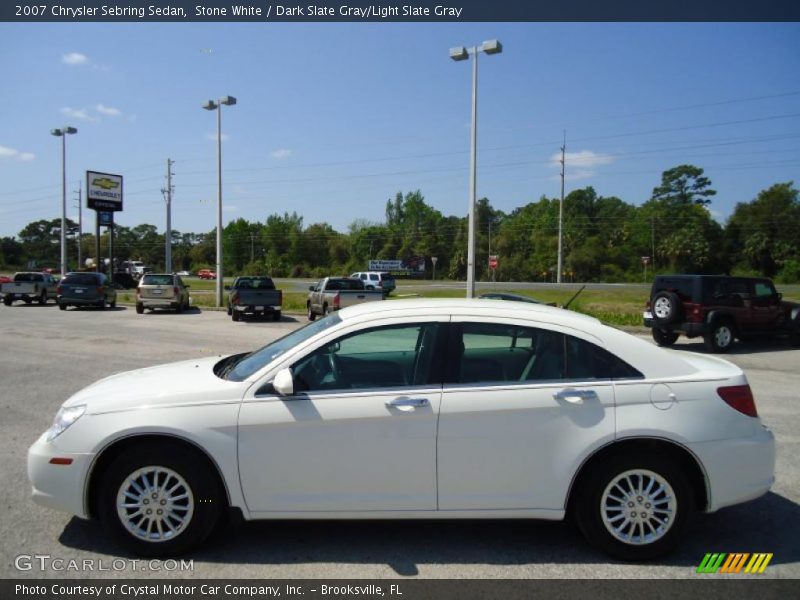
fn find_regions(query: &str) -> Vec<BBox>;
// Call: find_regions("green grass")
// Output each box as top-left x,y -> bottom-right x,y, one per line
118,278 -> 800,328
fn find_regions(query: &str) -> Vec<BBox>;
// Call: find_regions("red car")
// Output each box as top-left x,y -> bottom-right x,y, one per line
0,275 -> 12,285
197,269 -> 217,280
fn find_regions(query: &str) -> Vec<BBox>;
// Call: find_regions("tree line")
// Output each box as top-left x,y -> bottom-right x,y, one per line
2,164 -> 798,283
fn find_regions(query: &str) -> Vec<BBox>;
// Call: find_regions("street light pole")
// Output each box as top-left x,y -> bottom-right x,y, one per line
450,40 -> 502,298
203,96 -> 236,307
51,126 -> 77,276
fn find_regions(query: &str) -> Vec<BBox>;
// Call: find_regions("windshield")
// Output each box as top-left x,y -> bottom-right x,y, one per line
224,313 -> 342,381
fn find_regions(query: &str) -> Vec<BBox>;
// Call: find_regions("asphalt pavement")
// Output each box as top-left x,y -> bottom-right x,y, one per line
1,302 -> 798,579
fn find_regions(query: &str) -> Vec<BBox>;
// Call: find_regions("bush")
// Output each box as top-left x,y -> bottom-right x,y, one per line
776,260 -> 800,284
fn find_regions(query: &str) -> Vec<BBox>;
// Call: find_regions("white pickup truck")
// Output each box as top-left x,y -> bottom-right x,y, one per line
307,277 -> 384,320
1,272 -> 59,306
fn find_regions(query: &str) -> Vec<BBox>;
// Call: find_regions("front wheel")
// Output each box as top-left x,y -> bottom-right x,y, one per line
232,309 -> 240,322
574,454 -> 692,561
652,328 -> 679,347
136,303 -> 144,314
3,296 -> 12,306
704,321 -> 734,353
307,303 -> 316,321
96,444 -> 222,557
273,311 -> 281,322
39,291 -> 47,305
58,302 -> 67,311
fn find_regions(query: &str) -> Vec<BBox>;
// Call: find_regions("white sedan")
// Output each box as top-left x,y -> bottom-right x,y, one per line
28,299 -> 774,559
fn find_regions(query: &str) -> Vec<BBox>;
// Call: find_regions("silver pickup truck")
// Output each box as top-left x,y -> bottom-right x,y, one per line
307,277 -> 384,321
2,272 -> 59,306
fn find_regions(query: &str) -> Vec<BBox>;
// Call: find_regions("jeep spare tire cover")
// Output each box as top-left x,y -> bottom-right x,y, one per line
652,291 -> 683,325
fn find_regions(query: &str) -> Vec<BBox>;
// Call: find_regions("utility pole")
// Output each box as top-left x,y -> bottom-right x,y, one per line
651,215 -> 656,272
161,159 -> 174,272
250,232 -> 255,263
557,131 -> 566,284
74,181 -> 82,269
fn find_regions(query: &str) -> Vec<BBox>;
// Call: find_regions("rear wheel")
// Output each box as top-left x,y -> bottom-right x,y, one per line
704,320 -> 735,353
232,309 -> 240,322
38,291 -> 47,305
574,453 -> 691,561
176,301 -> 184,314
58,302 -> 67,311
3,296 -> 12,306
23,297 -> 32,305
96,443 -> 222,557
323,304 -> 330,317
652,328 -> 679,347
307,303 -> 316,321
136,303 -> 144,315
110,299 -> 117,309
273,311 -> 281,322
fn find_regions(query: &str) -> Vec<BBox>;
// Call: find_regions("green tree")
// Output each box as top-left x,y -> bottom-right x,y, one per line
651,164 -> 716,206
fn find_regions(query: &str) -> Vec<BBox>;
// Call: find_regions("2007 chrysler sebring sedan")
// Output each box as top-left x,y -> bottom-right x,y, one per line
28,300 -> 774,559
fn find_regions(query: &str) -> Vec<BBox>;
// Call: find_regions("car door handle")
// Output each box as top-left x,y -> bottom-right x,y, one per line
385,397 -> 429,408
553,388 -> 598,403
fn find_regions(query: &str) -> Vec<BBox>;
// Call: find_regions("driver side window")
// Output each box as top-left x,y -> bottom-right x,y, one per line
291,323 -> 441,393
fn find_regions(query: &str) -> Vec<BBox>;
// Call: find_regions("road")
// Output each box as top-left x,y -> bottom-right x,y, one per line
1,302 -> 798,579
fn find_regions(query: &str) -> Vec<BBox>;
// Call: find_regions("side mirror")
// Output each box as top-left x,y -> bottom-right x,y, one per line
776,292 -> 783,301
272,368 -> 294,396
309,285 -> 316,291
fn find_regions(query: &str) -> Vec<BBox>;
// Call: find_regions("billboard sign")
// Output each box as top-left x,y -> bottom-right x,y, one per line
87,171 -> 123,211
369,257 -> 426,273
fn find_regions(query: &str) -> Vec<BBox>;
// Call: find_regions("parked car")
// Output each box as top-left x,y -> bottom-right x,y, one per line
1,272 -> 59,306
349,271 -> 396,296
57,272 -> 117,310
136,273 -> 191,314
28,299 -> 774,559
644,274 -> 800,352
112,272 -> 138,290
197,269 -> 216,280
307,276 -> 383,320
176,270 -> 192,277
226,276 -> 282,321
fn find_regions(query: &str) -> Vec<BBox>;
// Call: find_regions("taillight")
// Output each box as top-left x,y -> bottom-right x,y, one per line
56,285 -> 62,294
173,286 -> 179,296
333,292 -> 341,310
277,290 -> 283,304
97,286 -> 104,295
685,302 -> 703,323
717,385 -> 758,417
231,292 -> 239,304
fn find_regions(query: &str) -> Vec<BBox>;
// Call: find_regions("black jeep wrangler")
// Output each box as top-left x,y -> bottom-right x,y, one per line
643,274 -> 800,352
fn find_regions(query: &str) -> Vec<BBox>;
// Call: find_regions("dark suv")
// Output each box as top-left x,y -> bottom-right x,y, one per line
644,275 -> 800,352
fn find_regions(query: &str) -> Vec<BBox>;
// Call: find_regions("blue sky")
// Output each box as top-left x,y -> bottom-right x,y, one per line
1,22 -> 799,238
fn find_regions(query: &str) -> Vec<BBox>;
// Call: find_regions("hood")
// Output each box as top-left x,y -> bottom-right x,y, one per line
63,356 -> 247,414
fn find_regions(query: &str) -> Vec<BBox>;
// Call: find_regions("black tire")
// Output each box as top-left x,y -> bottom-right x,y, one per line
136,303 -> 144,315
652,328 -> 679,347
573,453 -> 692,561
704,319 -> 735,353
232,309 -> 240,322
176,301 -> 184,314
307,303 -> 316,321
38,291 -> 47,305
58,302 -> 67,311
226,306 -> 232,316
790,328 -> 800,347
110,299 -> 117,309
323,304 -> 330,317
651,291 -> 682,326
3,296 -> 12,306
98,300 -> 106,310
273,311 -> 281,322
96,442 -> 222,557
23,297 -> 32,304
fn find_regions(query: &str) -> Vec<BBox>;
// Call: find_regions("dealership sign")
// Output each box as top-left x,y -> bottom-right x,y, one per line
87,171 -> 123,211
369,258 -> 426,272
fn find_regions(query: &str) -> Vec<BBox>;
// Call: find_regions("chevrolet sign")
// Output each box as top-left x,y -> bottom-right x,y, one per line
87,171 -> 123,211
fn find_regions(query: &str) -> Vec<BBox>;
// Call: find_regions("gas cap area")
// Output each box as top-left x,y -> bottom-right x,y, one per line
650,383 -> 677,410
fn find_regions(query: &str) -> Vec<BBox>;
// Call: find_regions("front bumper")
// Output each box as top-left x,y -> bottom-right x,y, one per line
688,425 -> 775,512
28,432 -> 95,519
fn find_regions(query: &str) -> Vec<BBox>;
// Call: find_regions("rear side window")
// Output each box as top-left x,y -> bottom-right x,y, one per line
63,273 -> 100,285
142,275 -> 174,286
14,273 -> 43,282
654,277 -> 695,302
380,273 -> 394,282
451,323 -> 642,384
369,274 -> 379,281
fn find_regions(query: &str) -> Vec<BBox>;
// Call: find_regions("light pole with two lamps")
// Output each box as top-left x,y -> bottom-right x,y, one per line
449,39 -> 502,298
50,126 -> 78,277
202,96 -> 237,308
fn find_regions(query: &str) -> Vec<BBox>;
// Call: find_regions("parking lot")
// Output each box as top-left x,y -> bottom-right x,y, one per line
1,303 -> 798,579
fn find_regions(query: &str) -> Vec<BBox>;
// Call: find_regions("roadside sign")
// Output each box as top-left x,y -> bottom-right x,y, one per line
489,255 -> 498,269
641,256 -> 651,265
87,171 -> 123,211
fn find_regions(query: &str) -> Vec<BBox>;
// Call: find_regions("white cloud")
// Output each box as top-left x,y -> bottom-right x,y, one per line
0,145 -> 35,161
60,106 -> 96,121
206,133 -> 230,142
62,52 -> 89,65
549,150 -> 615,169
96,103 -> 121,116
223,205 -> 238,213
271,148 -> 292,159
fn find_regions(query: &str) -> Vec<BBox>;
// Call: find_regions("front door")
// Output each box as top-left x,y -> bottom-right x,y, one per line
238,321 -> 444,514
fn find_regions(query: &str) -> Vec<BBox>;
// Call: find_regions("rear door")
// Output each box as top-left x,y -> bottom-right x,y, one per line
139,274 -> 176,301
437,319 -> 618,511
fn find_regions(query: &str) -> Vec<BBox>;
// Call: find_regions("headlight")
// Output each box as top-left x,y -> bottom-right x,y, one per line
46,404 -> 86,442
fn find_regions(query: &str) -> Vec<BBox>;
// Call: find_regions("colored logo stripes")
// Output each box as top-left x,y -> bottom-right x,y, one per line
697,553 -> 773,574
